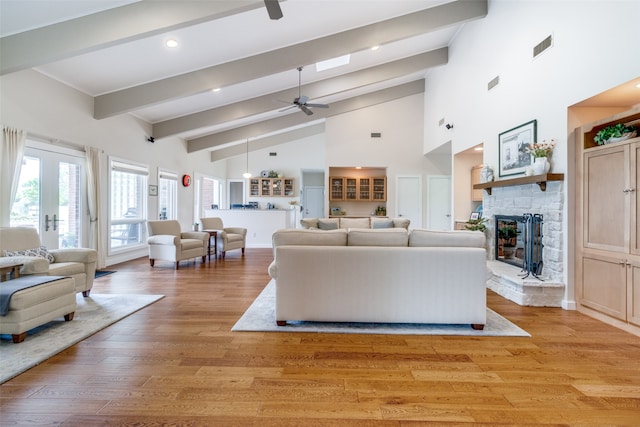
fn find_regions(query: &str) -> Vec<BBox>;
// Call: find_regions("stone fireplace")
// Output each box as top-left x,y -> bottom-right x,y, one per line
482,181 -> 565,306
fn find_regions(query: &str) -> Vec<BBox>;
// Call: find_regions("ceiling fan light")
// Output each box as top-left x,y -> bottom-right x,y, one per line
165,39 -> 178,48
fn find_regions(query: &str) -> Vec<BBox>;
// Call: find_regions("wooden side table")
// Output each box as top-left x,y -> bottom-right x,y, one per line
0,263 -> 23,282
203,230 -> 218,261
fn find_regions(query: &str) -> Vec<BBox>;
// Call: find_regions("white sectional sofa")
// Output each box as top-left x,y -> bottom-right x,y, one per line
269,228 -> 487,329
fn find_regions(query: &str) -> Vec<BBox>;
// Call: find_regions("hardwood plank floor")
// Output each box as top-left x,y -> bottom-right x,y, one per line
1,248 -> 640,426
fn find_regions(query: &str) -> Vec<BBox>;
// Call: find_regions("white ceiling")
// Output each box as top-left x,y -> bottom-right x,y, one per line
0,0 -> 488,157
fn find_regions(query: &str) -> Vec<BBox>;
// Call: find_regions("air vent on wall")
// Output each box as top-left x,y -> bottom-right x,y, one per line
371,132 -> 381,138
269,152 -> 277,156
488,75 -> 499,91
533,34 -> 553,58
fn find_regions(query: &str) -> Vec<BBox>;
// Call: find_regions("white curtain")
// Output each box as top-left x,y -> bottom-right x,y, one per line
0,126 -> 26,227
85,146 -> 105,268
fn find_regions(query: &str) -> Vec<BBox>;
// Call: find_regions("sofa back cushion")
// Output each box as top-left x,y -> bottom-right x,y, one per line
300,218 -> 319,229
409,229 -> 485,248
347,228 -> 409,246
340,217 -> 370,229
317,218 -> 339,230
272,229 -> 348,250
0,227 -> 42,252
370,218 -> 394,229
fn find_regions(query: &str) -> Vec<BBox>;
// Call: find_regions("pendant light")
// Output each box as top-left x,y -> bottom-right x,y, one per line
242,138 -> 252,178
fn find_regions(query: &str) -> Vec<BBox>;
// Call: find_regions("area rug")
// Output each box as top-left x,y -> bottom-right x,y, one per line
232,281 -> 530,337
0,292 -> 163,383
94,270 -> 116,278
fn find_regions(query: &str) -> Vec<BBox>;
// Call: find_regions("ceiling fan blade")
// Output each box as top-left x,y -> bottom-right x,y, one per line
299,105 -> 314,116
264,0 -> 283,20
306,103 -> 329,108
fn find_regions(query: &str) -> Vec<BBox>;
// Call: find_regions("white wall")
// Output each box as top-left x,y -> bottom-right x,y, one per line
424,0 -> 640,306
326,93 -> 449,223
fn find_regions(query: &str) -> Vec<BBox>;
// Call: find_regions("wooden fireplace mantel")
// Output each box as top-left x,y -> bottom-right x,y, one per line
473,173 -> 564,195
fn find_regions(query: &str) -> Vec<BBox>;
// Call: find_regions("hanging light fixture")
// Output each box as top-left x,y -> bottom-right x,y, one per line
242,138 -> 252,178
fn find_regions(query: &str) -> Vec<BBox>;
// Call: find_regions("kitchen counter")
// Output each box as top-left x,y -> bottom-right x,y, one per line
203,209 -> 299,248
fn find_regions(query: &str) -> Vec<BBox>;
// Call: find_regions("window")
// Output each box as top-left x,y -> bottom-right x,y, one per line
200,175 -> 223,215
158,169 -> 178,220
109,157 -> 148,253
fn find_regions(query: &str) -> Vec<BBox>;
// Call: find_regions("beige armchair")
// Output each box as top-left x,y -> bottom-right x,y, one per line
147,220 -> 209,269
0,227 -> 98,296
200,217 -> 247,259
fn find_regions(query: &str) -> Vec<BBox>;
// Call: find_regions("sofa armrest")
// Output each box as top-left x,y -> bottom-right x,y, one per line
0,255 -> 49,275
50,248 -> 97,264
148,235 -> 179,245
180,231 -> 209,241
224,227 -> 246,236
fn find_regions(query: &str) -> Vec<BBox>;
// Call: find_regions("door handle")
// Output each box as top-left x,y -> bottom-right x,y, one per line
53,214 -> 63,231
45,214 -> 51,231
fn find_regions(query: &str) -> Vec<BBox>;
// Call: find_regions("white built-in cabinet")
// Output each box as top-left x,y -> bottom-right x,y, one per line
576,107 -> 640,329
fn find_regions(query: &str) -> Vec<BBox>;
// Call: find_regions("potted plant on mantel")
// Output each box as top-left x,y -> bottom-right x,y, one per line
498,225 -> 518,259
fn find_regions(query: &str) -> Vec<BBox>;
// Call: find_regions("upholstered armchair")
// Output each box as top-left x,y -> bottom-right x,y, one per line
200,217 -> 247,259
147,220 -> 209,269
0,227 -> 98,296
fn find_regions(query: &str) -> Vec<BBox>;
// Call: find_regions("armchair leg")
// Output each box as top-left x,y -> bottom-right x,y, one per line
242,248 -> 245,256
201,255 -> 206,263
175,261 -> 180,270
221,251 -> 226,259
82,290 -> 90,297
150,259 -> 155,267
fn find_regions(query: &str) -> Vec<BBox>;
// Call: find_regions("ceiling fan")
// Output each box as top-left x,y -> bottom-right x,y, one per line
279,67 -> 329,116
264,0 -> 283,20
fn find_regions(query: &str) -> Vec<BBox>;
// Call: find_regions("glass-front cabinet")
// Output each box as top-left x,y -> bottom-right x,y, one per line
329,175 -> 386,201
248,177 -> 295,197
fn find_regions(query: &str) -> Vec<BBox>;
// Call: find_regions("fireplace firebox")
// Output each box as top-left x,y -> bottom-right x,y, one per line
494,214 -> 544,279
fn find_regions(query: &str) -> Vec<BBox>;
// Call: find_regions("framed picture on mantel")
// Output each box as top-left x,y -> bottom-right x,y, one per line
498,119 -> 536,177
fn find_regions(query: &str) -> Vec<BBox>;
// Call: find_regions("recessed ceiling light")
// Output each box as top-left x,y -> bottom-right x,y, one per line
212,88 -> 221,93
636,82 -> 640,89
165,39 -> 178,48
474,146 -> 483,151
316,54 -> 351,72
371,45 -> 380,51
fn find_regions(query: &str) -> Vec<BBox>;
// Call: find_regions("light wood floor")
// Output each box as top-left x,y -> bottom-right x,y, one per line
1,248 -> 640,426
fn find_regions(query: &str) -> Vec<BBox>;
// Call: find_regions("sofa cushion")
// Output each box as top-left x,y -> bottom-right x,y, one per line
371,218 -> 394,229
392,218 -> 410,230
340,218 -> 370,229
409,229 -> 485,248
300,218 -> 319,229
347,228 -> 409,246
3,246 -> 55,263
272,229 -> 348,248
318,218 -> 339,230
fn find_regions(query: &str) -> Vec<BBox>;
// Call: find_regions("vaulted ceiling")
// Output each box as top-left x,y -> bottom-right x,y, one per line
0,0 -> 488,159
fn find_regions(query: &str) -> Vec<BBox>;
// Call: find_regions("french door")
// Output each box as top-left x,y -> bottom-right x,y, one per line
11,143 -> 85,249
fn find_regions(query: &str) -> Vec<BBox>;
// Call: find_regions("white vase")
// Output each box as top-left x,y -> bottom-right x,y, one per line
532,157 -> 550,175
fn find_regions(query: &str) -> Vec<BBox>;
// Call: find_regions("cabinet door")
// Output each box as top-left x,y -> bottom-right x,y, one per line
272,179 -> 283,196
372,177 -> 386,201
260,178 -> 272,196
284,178 -> 294,196
249,179 -> 260,197
628,260 -> 640,326
632,142 -> 639,255
330,177 -> 344,201
345,178 -> 358,200
584,145 -> 629,253
581,253 -> 627,320
358,178 -> 370,200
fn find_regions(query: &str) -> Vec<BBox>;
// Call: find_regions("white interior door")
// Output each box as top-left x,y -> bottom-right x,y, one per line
303,186 -> 324,219
11,144 -> 85,248
396,175 -> 422,228
427,175 -> 452,230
